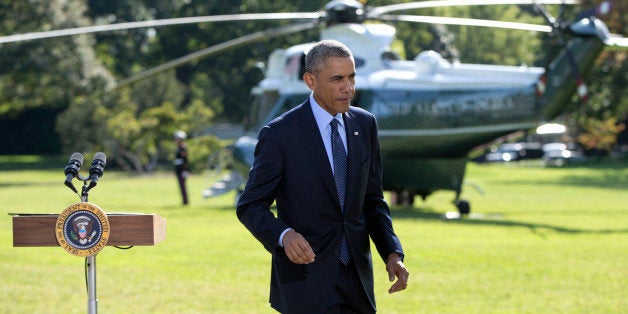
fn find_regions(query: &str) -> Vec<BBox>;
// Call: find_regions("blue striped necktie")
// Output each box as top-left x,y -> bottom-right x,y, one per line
331,118 -> 350,265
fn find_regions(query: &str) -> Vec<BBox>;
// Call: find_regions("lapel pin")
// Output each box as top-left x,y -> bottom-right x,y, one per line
354,131 -> 359,136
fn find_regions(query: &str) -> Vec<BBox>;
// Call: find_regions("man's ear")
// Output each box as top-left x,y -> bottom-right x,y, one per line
303,72 -> 315,90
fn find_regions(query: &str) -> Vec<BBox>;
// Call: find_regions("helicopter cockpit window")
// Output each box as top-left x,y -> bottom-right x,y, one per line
278,94 -> 309,113
351,90 -> 362,108
246,93 -> 309,132
298,53 -> 306,80
245,90 -> 279,131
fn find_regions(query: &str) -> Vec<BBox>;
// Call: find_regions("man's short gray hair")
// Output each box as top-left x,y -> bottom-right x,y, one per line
305,40 -> 354,74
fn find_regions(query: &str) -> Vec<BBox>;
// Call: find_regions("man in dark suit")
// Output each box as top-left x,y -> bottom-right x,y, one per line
237,39 -> 409,313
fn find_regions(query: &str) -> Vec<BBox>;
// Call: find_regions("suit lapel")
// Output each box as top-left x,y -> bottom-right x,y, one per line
297,101 -> 342,209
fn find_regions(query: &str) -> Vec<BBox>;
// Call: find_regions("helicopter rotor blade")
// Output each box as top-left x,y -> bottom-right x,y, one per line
369,0 -> 581,17
0,12 -> 321,45
379,15 -> 552,32
603,36 -> 628,50
115,21 -> 318,89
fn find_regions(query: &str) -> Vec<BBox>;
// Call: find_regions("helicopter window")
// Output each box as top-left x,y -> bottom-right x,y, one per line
278,94 -> 309,113
298,53 -> 306,80
380,49 -> 400,68
381,50 -> 399,61
285,53 -> 307,80
351,90 -> 362,108
245,90 -> 279,131
246,93 -> 309,132
354,57 -> 365,68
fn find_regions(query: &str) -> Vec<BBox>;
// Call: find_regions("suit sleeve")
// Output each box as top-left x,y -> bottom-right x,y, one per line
236,125 -> 290,254
363,114 -> 404,262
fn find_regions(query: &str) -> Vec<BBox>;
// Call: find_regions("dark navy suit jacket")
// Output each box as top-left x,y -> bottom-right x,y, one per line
237,99 -> 403,313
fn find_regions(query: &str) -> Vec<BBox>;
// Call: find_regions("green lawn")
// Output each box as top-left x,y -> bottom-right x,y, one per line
1,157 -> 626,313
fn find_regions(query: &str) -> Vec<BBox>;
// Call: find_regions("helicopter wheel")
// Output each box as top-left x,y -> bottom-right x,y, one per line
455,200 -> 471,215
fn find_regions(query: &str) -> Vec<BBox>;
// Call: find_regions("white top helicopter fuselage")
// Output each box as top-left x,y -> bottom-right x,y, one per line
258,22 -> 543,100
251,22 -> 545,143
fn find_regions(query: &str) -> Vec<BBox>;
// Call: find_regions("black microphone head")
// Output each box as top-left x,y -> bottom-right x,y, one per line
64,152 -> 84,176
94,152 -> 106,165
89,152 -> 107,177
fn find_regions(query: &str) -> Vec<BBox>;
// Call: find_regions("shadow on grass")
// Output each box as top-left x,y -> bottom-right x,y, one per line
483,160 -> 628,191
390,205 -> 628,235
210,198 -> 627,236
0,181 -> 61,188
496,172 -> 627,191
0,155 -> 65,171
545,169 -> 627,191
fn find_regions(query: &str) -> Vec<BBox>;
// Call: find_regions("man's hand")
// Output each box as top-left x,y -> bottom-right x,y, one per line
283,229 -> 315,264
386,253 -> 409,294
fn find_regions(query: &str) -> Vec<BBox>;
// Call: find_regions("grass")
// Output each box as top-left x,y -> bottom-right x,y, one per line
1,156 -> 626,313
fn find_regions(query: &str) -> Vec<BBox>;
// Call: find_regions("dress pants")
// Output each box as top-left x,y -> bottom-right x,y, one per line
324,261 -> 375,314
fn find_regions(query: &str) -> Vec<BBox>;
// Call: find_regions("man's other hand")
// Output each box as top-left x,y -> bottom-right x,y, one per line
386,253 -> 409,294
283,229 -> 315,264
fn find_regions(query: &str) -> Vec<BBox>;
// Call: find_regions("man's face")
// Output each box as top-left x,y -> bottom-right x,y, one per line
304,56 -> 356,116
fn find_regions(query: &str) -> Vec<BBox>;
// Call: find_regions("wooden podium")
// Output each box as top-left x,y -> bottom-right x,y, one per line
12,213 -> 166,247
12,212 -> 166,313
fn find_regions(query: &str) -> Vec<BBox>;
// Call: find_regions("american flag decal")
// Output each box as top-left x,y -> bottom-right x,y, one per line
284,55 -> 301,74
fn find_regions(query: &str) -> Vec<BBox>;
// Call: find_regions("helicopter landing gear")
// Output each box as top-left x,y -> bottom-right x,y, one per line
454,199 -> 471,215
453,181 -> 484,215
452,184 -> 471,216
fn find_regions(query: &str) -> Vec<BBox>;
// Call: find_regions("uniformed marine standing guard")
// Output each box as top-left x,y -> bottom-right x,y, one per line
174,130 -> 189,205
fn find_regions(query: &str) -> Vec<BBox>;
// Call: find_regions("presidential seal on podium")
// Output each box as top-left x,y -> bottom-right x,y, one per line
55,202 -> 110,257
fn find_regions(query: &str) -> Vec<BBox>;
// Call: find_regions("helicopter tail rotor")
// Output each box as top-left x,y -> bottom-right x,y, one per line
536,1 -> 619,105
535,0 -> 626,119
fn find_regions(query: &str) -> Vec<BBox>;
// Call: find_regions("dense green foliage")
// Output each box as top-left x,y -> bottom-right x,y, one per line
0,0 -> 625,166
0,0 -> 114,117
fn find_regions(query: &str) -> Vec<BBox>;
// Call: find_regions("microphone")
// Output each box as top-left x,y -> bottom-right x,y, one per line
64,152 -> 84,193
87,152 -> 106,190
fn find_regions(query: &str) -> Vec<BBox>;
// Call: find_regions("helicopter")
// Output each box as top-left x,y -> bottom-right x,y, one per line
2,0 -> 625,214
197,0 -> 627,214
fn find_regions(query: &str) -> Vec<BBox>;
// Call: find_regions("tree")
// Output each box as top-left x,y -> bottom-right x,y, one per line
57,69 -> 216,173
0,0 -> 114,154
83,0 -> 326,126
578,117 -> 623,154
0,0 -> 113,118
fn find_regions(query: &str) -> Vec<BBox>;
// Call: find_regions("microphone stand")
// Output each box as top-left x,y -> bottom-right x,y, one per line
79,175 -> 98,314
63,152 -> 107,314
